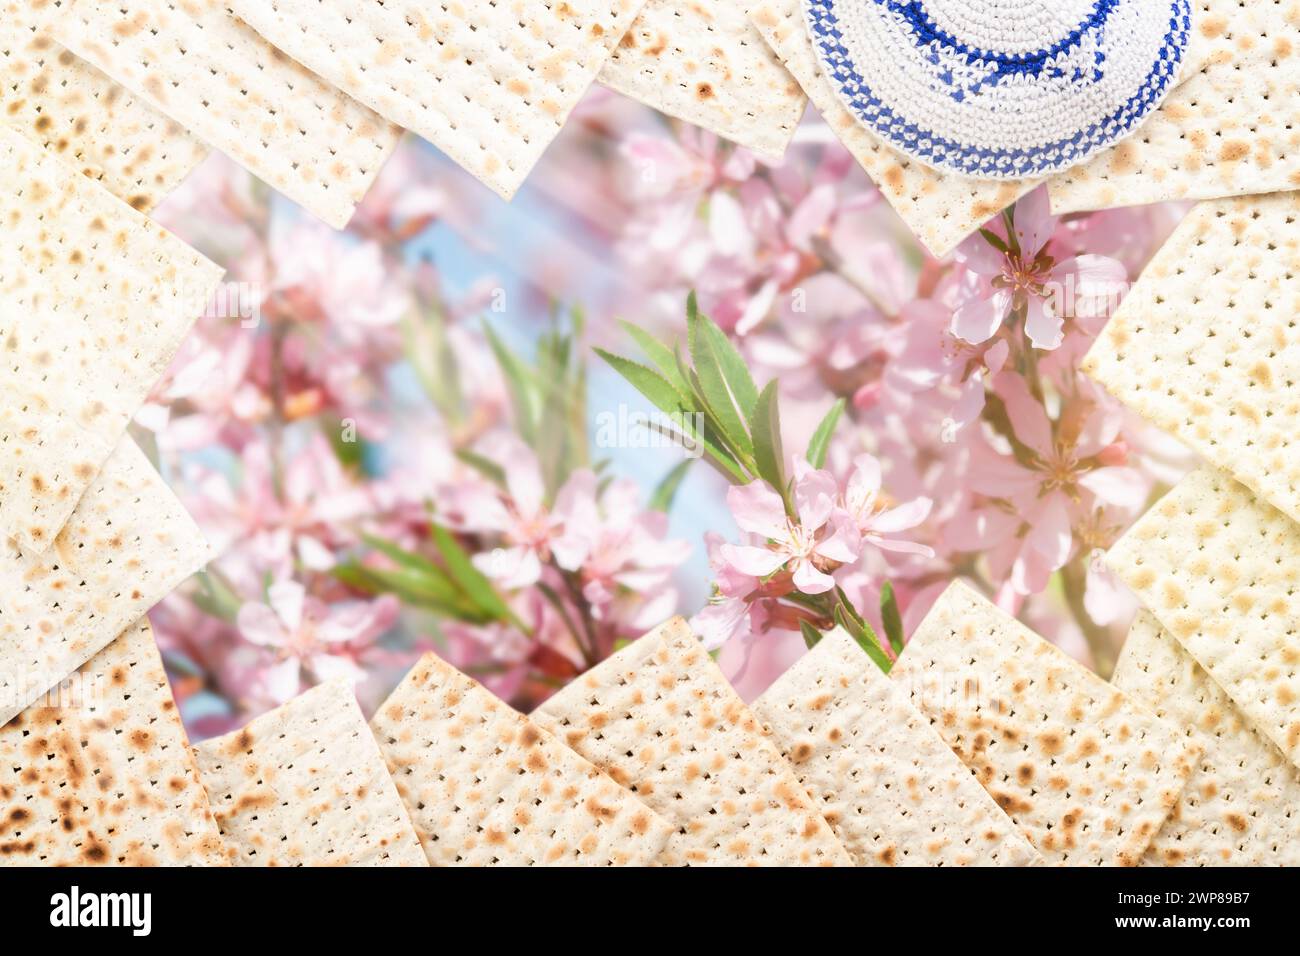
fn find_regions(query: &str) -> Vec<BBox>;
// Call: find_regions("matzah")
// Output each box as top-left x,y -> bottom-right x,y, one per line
195,679 -> 426,866
749,0 -> 1037,258
0,438 -> 212,727
372,652 -> 675,866
753,630 -> 1041,867
53,0 -> 400,228
0,1 -> 208,211
600,0 -> 806,162
533,618 -> 852,866
1083,193 -> 1300,527
0,124 -> 222,552
228,0 -> 645,201
891,582 -> 1199,866
1108,467 -> 1300,774
1050,1 -> 1300,213
0,620 -> 230,866
1113,611 -> 1300,866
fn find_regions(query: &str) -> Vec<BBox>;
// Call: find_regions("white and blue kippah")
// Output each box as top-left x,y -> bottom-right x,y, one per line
805,0 -> 1192,179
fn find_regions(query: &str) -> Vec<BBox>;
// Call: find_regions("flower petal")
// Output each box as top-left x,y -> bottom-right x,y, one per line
791,557 -> 836,595
951,288 -> 1011,345
719,543 -> 789,578
726,481 -> 790,541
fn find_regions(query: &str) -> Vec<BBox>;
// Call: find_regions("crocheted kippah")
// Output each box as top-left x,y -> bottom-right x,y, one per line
805,0 -> 1192,179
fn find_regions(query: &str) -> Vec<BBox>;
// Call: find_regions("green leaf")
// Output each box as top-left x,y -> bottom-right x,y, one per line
454,448 -> 506,487
805,398 -> 845,469
621,321 -> 691,397
799,619 -> 825,650
978,227 -> 1009,254
687,300 -> 754,458
645,420 -> 746,484
691,296 -> 759,418
750,380 -> 788,503
430,525 -> 528,632
834,606 -> 892,673
484,322 -> 540,444
402,307 -> 463,420
649,459 -> 692,512
880,580 -> 906,656
190,571 -> 243,623
334,562 -> 484,620
595,349 -> 694,417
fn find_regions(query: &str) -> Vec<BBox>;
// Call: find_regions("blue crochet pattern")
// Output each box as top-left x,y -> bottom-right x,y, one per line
805,0 -> 1192,179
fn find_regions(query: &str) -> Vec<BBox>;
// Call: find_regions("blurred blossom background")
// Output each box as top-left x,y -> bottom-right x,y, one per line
144,88 -> 1194,740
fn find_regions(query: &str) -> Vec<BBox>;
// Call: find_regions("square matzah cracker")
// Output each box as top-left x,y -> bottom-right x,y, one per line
1083,193 -> 1300,526
194,679 -> 426,866
753,630 -> 1041,867
372,652 -> 675,866
53,0 -> 400,229
0,124 -> 222,552
1113,611 -> 1300,866
1050,1 -> 1300,213
0,620 -> 230,866
0,1 -> 208,212
748,0 -> 1037,258
892,582 -> 1199,866
228,0 -> 646,201
600,0 -> 806,162
1108,467 -> 1300,773
533,618 -> 852,866
0,438 -> 212,727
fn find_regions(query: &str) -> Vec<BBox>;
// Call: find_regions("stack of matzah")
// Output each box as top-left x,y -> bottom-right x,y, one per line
54,0 -> 401,228
0,439 -> 212,726
601,0 -> 806,162
1113,612 -> 1300,866
1107,468 -> 1300,773
533,618 -> 853,865
226,0 -> 645,201
0,124 -> 222,553
1084,193 -> 1300,530
753,630 -> 1041,866
372,652 -> 675,866
1050,0 -> 1300,214
892,583 -> 1200,866
0,0 -> 208,211
0,620 -> 229,866
194,679 -> 427,866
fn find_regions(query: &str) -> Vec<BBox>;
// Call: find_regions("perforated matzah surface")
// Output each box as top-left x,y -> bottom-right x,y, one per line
372,652 -> 674,866
600,0 -> 806,161
1113,611 -> 1300,866
229,0 -> 644,201
53,0 -> 400,228
748,0 -> 1037,258
1084,193 -> 1300,527
0,1 -> 208,211
753,630 -> 1041,867
194,679 -> 426,866
0,124 -> 222,552
532,618 -> 852,866
0,439 -> 211,727
1108,467 -> 1300,774
892,582 -> 1198,866
0,620 -> 230,866
1050,0 -> 1300,213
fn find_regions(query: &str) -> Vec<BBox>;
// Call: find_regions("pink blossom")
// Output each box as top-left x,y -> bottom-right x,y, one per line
237,581 -> 400,704
721,463 -> 860,595
841,454 -> 934,557
959,373 -> 1149,594
551,471 -> 690,631
952,188 -> 1128,350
